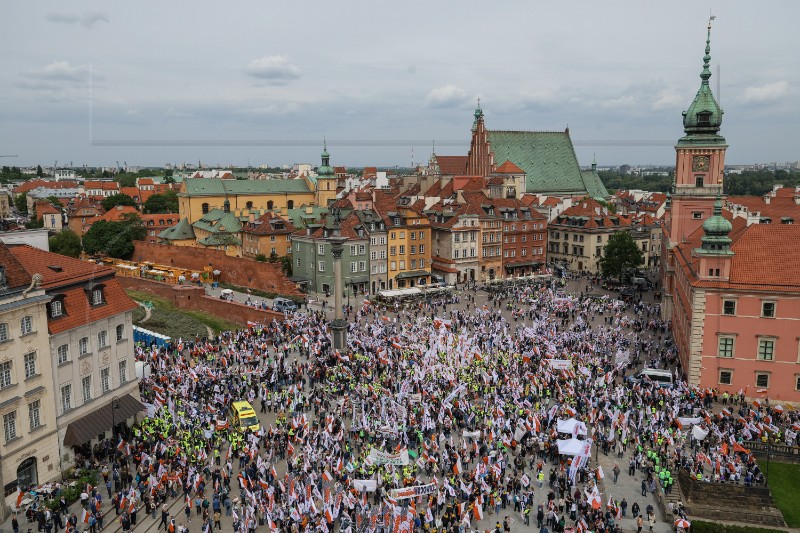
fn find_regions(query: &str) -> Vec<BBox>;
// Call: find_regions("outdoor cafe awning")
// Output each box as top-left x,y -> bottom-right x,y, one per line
395,270 -> 430,280
62,394 -> 144,447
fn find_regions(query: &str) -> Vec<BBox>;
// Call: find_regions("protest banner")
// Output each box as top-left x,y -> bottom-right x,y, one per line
368,447 -> 410,466
388,483 -> 437,500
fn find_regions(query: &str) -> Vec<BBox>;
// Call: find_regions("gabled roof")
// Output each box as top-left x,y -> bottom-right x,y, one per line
485,130 -> 608,196
182,177 -> 312,196
243,211 -> 296,235
434,155 -> 468,175
493,160 -> 524,174
92,205 -> 139,224
191,209 -> 242,234
552,197 -> 629,229
159,217 -> 195,240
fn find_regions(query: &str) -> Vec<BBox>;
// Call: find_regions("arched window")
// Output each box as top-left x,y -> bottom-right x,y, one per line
287,200 -> 294,210
267,201 -> 274,210
17,457 -> 38,488
201,203 -> 210,214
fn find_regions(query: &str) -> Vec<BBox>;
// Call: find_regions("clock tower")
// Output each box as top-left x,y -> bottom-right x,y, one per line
662,21 -> 727,319
666,21 -> 727,246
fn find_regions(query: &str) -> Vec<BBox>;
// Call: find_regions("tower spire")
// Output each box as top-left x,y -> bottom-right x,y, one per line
701,17 -> 714,85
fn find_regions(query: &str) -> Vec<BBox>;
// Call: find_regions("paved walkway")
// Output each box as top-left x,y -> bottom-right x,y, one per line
4,277 -> 675,533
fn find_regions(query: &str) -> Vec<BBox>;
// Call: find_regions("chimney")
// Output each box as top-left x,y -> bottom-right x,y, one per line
763,195 -> 771,204
794,195 -> 800,205
456,190 -> 465,204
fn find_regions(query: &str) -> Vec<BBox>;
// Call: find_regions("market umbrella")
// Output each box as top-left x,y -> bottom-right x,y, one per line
674,518 -> 691,529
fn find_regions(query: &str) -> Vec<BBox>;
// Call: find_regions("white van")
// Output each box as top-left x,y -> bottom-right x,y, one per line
627,368 -> 674,388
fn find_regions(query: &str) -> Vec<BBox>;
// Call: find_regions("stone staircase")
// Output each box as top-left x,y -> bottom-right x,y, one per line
676,469 -> 786,528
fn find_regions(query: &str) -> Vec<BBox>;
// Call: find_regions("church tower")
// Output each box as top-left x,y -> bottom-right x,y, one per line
466,101 -> 494,176
662,20 -> 726,319
666,21 -> 727,245
315,141 -> 338,207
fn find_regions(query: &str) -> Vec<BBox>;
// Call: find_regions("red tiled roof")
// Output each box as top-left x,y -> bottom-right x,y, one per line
138,178 -> 155,185
0,242 -> 32,289
84,180 -> 120,190
9,245 -> 138,334
552,197 -> 630,229
95,205 -> 139,222
726,194 -> 800,222
9,244 -> 113,288
243,211 -> 296,235
493,160 -> 524,174
120,187 -> 141,199
728,224 -> 800,288
435,156 -> 468,175
34,200 -> 61,214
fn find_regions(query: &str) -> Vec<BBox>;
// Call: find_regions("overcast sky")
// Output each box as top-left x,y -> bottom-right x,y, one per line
1,1 -> 798,169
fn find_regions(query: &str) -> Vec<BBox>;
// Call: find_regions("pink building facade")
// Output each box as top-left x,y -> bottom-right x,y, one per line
664,24 -> 800,403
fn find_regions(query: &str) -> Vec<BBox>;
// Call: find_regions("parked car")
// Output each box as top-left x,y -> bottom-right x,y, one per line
272,297 -> 298,313
626,368 -> 674,388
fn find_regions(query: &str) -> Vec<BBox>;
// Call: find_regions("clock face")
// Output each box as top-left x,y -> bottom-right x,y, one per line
692,155 -> 710,172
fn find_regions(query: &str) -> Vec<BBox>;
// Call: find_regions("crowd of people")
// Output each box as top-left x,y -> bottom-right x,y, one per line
20,277 -> 797,533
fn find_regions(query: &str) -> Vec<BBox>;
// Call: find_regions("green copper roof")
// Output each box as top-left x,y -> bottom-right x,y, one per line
680,24 -> 725,145
317,141 -> 335,179
182,178 -> 312,196
486,130 -> 608,196
580,169 -> 610,199
198,234 -> 242,247
158,217 -> 195,240
697,195 -> 733,255
191,208 -> 242,234
286,205 -> 328,228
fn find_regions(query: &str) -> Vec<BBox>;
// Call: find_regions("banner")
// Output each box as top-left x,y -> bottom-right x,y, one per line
443,384 -> 466,406
368,447 -> 410,466
462,430 -> 481,439
692,425 -> 709,441
549,359 -> 572,370
388,483 -> 437,500
352,480 -> 377,492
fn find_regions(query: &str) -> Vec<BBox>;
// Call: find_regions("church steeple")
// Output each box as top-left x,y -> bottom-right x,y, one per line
681,21 -> 725,141
472,98 -> 484,132
318,140 -> 334,177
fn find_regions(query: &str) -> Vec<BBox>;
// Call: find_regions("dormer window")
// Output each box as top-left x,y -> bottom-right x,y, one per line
50,298 -> 65,318
697,111 -> 711,127
84,283 -> 106,307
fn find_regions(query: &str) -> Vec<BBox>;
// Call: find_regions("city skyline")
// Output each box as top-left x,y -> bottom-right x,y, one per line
1,1 -> 798,168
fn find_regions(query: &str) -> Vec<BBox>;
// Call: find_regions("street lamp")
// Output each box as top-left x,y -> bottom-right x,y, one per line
111,396 -> 120,443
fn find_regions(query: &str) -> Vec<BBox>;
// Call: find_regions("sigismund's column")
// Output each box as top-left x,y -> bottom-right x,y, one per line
328,228 -> 348,351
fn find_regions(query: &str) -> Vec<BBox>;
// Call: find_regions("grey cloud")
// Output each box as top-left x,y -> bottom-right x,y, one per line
425,85 -> 470,109
46,11 -> 109,28
15,61 -> 92,94
245,56 -> 302,85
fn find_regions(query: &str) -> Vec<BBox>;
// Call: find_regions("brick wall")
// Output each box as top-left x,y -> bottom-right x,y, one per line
118,277 -> 285,326
132,242 -> 302,297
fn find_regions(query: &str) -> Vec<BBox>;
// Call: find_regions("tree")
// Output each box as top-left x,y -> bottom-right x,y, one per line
82,215 -> 145,259
101,193 -> 137,212
142,190 -> 178,214
279,255 -> 293,277
114,173 -> 138,187
164,175 -> 176,184
13,193 -> 28,214
255,254 -> 268,262
599,231 -> 644,281
36,165 -> 44,178
49,229 -> 82,258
